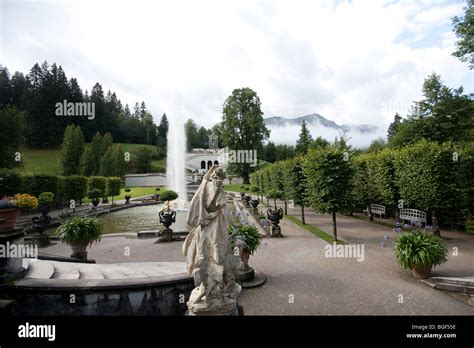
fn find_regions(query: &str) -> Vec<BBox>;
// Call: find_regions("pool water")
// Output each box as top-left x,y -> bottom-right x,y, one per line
47,201 -> 238,236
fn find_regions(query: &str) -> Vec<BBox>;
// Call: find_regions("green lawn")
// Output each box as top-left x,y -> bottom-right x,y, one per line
20,148 -> 62,175
224,183 -> 251,192
19,143 -> 163,175
285,214 -> 344,244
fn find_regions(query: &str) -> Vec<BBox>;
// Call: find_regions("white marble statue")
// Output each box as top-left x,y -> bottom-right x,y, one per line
182,165 -> 241,315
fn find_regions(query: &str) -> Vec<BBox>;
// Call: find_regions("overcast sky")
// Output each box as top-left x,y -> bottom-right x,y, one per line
1,0 -> 472,135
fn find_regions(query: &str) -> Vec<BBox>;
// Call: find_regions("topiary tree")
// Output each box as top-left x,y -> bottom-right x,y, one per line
285,156 -> 308,224
266,188 -> 283,210
88,176 -> 107,200
63,175 -> 88,205
394,140 -> 456,236
270,161 -> 288,213
250,170 -> 263,202
107,177 -> 123,204
261,168 -> 273,206
304,147 -> 354,240
249,185 -> 260,198
160,190 -> 178,202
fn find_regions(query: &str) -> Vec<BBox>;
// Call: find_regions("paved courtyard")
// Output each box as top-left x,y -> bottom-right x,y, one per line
38,202 -> 474,315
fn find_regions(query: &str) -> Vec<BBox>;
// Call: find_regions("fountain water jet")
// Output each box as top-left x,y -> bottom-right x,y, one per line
166,93 -> 188,210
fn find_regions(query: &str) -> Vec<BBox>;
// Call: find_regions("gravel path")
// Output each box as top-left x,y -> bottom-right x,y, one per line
237,203 -> 473,315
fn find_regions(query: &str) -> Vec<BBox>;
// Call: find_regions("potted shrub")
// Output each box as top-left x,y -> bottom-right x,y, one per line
56,216 -> 103,259
0,194 -> 38,233
394,229 -> 448,279
37,192 -> 55,215
160,189 -> 178,203
88,189 -> 102,208
124,188 -> 131,204
228,224 -> 262,268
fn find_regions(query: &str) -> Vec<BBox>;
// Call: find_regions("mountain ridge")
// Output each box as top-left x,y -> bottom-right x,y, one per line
264,113 -> 378,134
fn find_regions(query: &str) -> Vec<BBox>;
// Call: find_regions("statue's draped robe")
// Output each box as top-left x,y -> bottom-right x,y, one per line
183,175 -> 229,291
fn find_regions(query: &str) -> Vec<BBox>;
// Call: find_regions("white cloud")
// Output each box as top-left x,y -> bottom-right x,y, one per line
1,0 -> 471,142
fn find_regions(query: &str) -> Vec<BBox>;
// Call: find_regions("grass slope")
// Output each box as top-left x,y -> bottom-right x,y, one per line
19,143 -> 163,175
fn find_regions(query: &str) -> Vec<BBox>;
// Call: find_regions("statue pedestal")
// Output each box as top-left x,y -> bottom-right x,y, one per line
159,228 -> 174,242
237,265 -> 255,282
24,233 -> 50,247
0,228 -> 26,284
185,288 -> 240,316
270,224 -> 282,237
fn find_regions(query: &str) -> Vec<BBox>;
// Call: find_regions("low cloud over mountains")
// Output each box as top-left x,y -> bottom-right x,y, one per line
264,113 -> 385,149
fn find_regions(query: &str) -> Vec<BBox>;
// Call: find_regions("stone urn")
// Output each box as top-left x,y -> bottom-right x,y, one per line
411,264 -> 432,279
235,239 -> 254,282
250,198 -> 259,208
267,208 -> 283,237
158,209 -> 177,242
124,194 -> 131,204
159,209 -> 176,229
30,213 -> 51,247
242,194 -> 251,207
70,242 -> 88,260
249,198 -> 260,215
91,198 -> 100,208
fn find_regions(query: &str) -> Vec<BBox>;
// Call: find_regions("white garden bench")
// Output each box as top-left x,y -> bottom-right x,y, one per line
399,208 -> 427,225
363,204 -> 386,218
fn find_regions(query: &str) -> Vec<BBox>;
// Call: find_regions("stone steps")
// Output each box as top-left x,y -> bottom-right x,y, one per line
421,276 -> 474,306
77,267 -> 105,280
23,259 -> 55,279
51,262 -> 81,280
21,259 -> 187,281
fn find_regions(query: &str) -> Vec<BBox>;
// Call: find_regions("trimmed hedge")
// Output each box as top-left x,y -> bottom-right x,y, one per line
23,174 -> 59,198
0,169 -> 23,196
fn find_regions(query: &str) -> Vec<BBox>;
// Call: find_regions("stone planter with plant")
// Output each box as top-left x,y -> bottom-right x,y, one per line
124,189 -> 131,204
0,194 -> 38,232
37,192 -> 55,216
56,216 -> 103,260
394,229 -> 448,279
229,224 -> 262,282
30,192 -> 55,245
